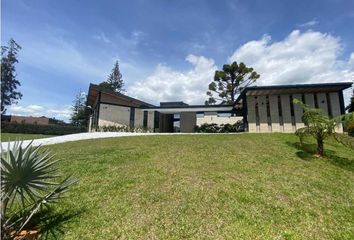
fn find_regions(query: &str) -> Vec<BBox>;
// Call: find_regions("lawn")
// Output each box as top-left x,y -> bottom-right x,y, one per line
41,134 -> 353,239
1,133 -> 56,142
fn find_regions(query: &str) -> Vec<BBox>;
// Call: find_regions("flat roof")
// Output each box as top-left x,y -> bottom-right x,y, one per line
236,82 -> 353,103
143,105 -> 234,113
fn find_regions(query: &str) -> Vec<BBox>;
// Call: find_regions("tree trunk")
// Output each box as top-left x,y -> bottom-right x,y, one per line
317,138 -> 324,156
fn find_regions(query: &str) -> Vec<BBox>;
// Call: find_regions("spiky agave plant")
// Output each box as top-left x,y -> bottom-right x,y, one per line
1,141 -> 76,239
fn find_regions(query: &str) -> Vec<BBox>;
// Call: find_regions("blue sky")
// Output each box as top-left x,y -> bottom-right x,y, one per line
2,0 -> 354,121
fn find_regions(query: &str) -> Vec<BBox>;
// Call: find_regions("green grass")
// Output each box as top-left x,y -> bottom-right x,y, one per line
1,133 -> 56,142
41,134 -> 353,239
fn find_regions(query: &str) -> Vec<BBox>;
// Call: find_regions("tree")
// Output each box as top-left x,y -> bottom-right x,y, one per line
346,89 -> 354,113
99,61 -> 124,93
206,61 -> 260,105
1,39 -> 22,114
70,91 -> 90,127
293,99 -> 353,156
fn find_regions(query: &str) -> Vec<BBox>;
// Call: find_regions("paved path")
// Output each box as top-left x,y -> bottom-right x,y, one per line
1,132 -> 242,150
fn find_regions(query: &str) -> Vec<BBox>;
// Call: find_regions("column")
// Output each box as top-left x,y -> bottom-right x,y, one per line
257,95 -> 269,132
281,94 -> 293,132
293,93 -> 304,129
304,93 -> 315,108
180,112 -> 197,133
147,111 -> 155,131
247,96 -> 257,133
329,92 -> 343,133
269,95 -> 281,132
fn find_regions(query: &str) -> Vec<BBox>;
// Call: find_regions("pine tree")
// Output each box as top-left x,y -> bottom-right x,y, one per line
1,39 -> 22,114
70,91 -> 90,127
206,61 -> 259,105
99,61 -> 124,93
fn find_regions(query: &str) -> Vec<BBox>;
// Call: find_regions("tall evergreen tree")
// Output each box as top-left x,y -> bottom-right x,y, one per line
346,89 -> 354,113
206,61 -> 260,105
70,91 -> 90,127
1,39 -> 22,114
99,61 -> 124,93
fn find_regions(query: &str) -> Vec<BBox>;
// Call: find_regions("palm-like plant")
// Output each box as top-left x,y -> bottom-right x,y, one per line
1,141 -> 76,239
293,99 -> 338,156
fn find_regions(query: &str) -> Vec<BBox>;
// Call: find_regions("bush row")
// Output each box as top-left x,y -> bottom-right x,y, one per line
97,125 -> 153,133
194,121 -> 245,133
1,122 -> 86,135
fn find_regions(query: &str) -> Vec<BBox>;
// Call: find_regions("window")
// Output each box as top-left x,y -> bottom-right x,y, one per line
154,111 -> 160,129
130,107 -> 135,128
196,112 -> 204,118
143,111 -> 148,128
314,93 -> 319,108
278,95 -> 283,126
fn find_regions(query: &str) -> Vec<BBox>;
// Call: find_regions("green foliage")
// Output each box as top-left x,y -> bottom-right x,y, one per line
206,62 -> 259,105
1,39 -> 22,113
98,124 -> 152,133
99,61 -> 124,93
70,91 -> 90,128
1,141 -> 76,239
347,120 -> 354,137
194,121 -> 244,133
1,122 -> 86,135
345,89 -> 354,113
294,99 -> 339,156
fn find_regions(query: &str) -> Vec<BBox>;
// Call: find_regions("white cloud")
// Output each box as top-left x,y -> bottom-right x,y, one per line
127,30 -> 353,106
127,54 -> 217,105
8,104 -> 72,121
298,20 -> 319,27
229,30 -> 353,86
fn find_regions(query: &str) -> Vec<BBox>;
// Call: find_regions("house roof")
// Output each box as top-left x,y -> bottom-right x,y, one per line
235,82 -> 353,104
87,83 -> 155,107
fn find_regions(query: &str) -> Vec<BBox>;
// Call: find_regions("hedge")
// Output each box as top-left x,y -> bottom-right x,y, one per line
194,121 -> 245,133
1,122 -> 86,135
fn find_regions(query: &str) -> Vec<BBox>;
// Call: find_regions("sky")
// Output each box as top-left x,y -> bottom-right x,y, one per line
2,0 -> 354,121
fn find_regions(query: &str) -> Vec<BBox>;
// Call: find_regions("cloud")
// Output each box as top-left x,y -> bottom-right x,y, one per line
229,30 -> 353,86
127,54 -> 217,105
8,104 -> 72,121
128,30 -> 353,106
297,20 -> 319,27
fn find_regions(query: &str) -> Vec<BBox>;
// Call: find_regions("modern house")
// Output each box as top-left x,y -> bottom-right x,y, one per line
87,82 -> 352,133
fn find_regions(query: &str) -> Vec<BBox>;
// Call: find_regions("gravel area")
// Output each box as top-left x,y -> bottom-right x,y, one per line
1,132 -> 242,150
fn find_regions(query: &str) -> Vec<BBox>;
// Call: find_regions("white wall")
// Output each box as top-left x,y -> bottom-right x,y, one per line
98,103 -> 130,127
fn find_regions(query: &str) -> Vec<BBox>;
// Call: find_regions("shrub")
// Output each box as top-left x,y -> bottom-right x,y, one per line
194,120 -> 244,133
1,141 -> 77,239
347,120 -> 354,137
97,124 -> 152,133
1,122 -> 86,135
